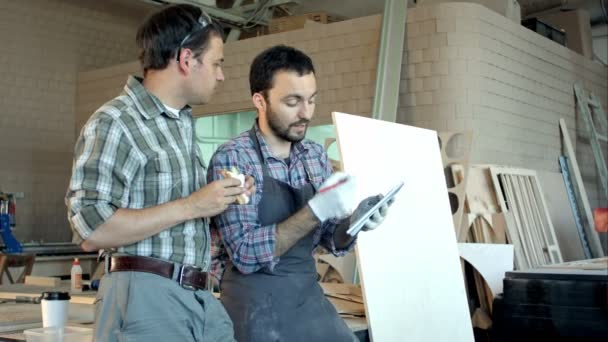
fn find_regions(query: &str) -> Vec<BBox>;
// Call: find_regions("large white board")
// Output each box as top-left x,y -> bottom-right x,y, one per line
333,112 -> 473,342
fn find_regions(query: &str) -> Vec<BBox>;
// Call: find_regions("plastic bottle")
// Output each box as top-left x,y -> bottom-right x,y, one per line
8,196 -> 15,227
70,258 -> 83,293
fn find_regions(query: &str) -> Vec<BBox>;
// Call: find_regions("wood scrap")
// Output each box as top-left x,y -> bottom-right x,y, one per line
473,271 -> 490,313
315,252 -> 357,284
466,213 -> 507,244
464,166 -> 501,215
316,261 -> 330,281
438,131 -> 473,241
541,257 -> 607,270
320,282 -> 365,317
325,293 -> 364,304
24,276 -> 61,287
324,138 -> 342,172
326,297 -> 365,316
0,283 -> 96,305
320,282 -> 362,297
471,308 -> 492,330
342,317 -> 368,332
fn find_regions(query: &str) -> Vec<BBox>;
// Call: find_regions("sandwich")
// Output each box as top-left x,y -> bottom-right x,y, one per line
221,167 -> 250,205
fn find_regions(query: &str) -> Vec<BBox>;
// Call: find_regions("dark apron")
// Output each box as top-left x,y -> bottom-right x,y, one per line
220,128 -> 356,342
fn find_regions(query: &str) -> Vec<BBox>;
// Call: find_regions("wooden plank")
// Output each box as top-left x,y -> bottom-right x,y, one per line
525,175 -> 562,263
542,257 -> 607,270
0,284 -> 96,305
333,112 -> 473,342
326,297 -> 365,316
325,293 -> 364,304
500,210 -> 529,270
510,174 -> 545,265
319,283 -> 361,297
0,303 -> 41,334
559,119 -> 604,258
515,175 -> 545,264
499,174 -> 533,269
24,276 -> 61,288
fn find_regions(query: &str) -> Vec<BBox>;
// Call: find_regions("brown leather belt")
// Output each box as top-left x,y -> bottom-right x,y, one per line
108,255 -> 208,291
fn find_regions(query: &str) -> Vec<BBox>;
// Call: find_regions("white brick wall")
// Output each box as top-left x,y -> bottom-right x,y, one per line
77,15 -> 383,129
399,2 -> 608,207
10,0 -> 605,248
0,0 -> 154,243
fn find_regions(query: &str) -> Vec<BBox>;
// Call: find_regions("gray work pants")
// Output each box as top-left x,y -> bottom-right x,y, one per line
93,271 -> 235,342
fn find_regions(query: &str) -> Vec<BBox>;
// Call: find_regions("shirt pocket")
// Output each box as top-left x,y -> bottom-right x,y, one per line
143,151 -> 183,202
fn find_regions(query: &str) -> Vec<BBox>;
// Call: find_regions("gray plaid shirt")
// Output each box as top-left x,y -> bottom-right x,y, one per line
66,76 -> 210,268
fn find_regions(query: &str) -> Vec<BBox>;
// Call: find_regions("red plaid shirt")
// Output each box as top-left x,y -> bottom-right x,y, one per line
207,124 -> 354,280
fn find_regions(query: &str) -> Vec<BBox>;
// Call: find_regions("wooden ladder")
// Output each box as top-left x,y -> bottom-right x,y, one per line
574,83 -> 608,200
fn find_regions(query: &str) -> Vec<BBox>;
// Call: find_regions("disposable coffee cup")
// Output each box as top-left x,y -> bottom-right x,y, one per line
40,291 -> 70,328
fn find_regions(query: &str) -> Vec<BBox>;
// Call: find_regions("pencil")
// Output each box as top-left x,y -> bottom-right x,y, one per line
319,176 -> 350,193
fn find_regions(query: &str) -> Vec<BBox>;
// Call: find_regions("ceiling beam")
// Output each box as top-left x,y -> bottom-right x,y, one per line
372,0 -> 408,123
157,0 -> 299,26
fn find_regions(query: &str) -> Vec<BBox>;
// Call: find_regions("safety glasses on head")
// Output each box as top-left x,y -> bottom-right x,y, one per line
176,11 -> 214,62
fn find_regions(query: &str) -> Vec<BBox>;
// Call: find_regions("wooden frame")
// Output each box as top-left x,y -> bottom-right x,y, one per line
488,166 -> 563,269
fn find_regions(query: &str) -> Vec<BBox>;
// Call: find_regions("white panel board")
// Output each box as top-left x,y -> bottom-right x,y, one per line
332,112 -> 473,342
537,170 -> 587,262
458,243 -> 514,298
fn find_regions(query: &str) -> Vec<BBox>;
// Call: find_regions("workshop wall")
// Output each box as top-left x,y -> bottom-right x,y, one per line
7,0 -> 606,245
398,3 -> 608,207
76,14 -> 383,129
0,0 -> 155,243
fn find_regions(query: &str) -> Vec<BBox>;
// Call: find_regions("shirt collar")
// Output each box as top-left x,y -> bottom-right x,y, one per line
253,120 -> 309,163
123,76 -> 192,120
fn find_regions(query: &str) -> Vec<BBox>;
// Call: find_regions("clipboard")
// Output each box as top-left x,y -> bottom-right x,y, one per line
346,181 -> 404,236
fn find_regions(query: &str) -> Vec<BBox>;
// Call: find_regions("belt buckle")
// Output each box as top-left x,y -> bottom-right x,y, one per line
178,264 -> 201,290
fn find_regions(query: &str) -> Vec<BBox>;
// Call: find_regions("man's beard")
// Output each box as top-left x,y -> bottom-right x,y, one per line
267,105 -> 309,143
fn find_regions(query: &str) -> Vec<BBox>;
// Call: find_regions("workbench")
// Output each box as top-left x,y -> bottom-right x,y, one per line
0,282 -> 95,336
0,282 -> 369,341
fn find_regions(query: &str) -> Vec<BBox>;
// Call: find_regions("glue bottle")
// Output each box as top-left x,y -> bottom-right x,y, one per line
71,258 -> 83,293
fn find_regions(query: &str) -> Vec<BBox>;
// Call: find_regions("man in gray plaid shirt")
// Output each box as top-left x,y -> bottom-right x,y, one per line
65,4 -> 253,341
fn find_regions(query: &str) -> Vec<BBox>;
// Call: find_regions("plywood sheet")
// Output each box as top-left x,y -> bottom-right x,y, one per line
537,170 -> 587,262
333,112 -> 474,342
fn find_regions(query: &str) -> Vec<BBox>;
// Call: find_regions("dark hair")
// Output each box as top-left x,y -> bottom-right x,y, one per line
136,4 -> 223,71
249,45 -> 315,96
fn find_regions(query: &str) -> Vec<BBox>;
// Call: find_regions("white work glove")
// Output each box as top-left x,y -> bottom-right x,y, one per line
308,172 -> 357,222
352,194 -> 394,232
